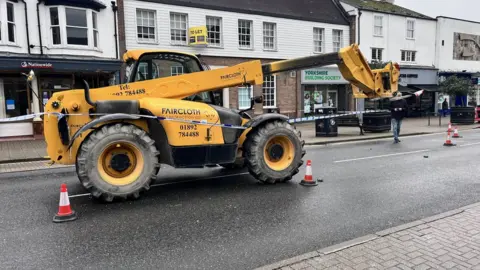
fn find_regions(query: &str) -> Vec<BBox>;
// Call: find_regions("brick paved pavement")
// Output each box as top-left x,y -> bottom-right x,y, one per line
256,203 -> 480,270
0,160 -> 71,173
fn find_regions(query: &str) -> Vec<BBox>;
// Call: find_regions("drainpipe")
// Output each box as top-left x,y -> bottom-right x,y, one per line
358,10 -> 362,45
111,1 -> 119,59
36,1 -> 44,55
20,0 -> 31,54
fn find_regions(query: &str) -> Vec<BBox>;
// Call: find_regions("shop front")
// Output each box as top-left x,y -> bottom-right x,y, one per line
0,56 -> 121,139
301,66 -> 351,116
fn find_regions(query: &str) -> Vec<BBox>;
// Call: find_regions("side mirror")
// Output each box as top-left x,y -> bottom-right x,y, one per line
253,95 -> 264,104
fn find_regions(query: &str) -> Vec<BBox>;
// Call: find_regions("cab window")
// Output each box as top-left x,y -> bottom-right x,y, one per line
129,53 -> 212,103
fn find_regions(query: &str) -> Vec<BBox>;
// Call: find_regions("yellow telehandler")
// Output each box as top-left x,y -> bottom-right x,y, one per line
43,44 -> 400,202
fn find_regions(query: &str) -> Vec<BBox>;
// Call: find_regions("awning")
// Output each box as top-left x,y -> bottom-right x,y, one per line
40,0 -> 106,11
0,56 -> 121,73
410,84 -> 441,92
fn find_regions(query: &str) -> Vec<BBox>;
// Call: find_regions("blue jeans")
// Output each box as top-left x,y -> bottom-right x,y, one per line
392,118 -> 402,141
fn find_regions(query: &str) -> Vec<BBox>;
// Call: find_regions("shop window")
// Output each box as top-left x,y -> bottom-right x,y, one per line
206,16 -> 222,47
263,75 -> 276,108
170,12 -> 188,45
7,2 -> 15,43
238,85 -> 253,109
3,77 -> 30,117
238,19 -> 252,49
136,9 -> 156,42
303,85 -> 338,115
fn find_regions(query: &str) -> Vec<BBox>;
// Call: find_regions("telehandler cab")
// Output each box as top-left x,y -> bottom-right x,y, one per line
43,44 -> 400,202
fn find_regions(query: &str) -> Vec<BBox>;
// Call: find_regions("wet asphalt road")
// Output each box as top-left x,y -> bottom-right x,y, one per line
1,130 -> 480,269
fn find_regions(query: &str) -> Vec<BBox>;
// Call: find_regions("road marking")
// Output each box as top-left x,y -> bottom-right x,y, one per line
334,149 -> 430,163
458,142 -> 480,147
68,172 -> 250,198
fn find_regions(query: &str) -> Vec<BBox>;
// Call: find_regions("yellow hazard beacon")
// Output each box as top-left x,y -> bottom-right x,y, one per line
42,43 -> 400,202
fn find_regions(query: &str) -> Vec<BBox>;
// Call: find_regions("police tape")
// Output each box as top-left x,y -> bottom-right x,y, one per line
0,109 -> 389,129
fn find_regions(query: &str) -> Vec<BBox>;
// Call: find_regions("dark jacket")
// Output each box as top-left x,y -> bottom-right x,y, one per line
390,98 -> 408,120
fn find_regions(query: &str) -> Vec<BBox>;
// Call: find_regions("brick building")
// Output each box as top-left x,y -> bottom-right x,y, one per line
117,0 -> 355,118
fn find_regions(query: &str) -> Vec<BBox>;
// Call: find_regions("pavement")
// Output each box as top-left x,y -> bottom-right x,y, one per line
0,115 -> 476,163
0,128 -> 479,269
256,202 -> 480,270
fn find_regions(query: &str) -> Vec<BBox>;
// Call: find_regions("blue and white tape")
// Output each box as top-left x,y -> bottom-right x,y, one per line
0,109 -> 389,129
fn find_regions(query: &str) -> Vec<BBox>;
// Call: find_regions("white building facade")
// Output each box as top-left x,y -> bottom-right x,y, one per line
0,0 -> 121,139
119,0 -> 355,117
340,0 -> 439,115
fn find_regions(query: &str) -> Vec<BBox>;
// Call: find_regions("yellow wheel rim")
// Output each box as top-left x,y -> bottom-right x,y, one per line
263,135 -> 294,171
97,142 -> 144,186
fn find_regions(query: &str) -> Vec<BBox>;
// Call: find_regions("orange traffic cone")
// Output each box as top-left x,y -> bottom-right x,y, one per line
447,122 -> 452,132
444,130 -> 456,146
53,183 -> 78,223
453,126 -> 462,138
300,160 -> 318,186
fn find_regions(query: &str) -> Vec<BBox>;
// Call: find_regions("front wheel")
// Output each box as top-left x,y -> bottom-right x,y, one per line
76,123 -> 160,202
243,120 -> 305,184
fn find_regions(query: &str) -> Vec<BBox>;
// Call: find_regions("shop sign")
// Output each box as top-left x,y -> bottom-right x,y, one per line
301,68 -> 348,84
20,61 -> 53,69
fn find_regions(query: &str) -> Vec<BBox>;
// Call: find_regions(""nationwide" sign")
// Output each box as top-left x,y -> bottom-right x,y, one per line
20,62 -> 53,69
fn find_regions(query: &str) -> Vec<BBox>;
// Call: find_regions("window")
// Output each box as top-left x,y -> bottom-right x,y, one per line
238,86 -> 253,109
238,19 -> 252,49
401,50 -> 416,62
136,9 -> 155,42
374,15 -> 383,36
333,30 -> 343,52
7,2 -> 15,43
406,19 -> 415,39
170,12 -> 188,45
371,48 -> 383,62
171,66 -> 184,76
263,22 -> 276,50
65,8 -> 88,45
206,16 -> 221,47
92,12 -> 98,47
313,27 -> 324,53
49,7 -> 61,45
263,75 -> 276,108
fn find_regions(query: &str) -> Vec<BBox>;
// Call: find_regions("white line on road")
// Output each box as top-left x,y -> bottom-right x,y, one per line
333,149 -> 430,163
68,172 -> 250,198
459,142 -> 480,147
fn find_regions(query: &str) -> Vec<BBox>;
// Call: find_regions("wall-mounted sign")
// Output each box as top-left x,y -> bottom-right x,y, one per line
21,61 -> 53,69
301,68 -> 348,84
188,26 -> 208,46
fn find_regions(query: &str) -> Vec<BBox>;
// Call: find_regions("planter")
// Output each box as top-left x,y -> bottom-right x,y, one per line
450,106 -> 475,124
362,111 -> 391,132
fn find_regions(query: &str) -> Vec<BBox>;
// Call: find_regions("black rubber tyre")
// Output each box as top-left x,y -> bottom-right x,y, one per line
243,120 -> 305,184
76,123 -> 160,202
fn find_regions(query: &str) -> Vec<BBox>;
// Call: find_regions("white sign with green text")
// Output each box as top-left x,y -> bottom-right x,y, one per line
301,67 -> 348,84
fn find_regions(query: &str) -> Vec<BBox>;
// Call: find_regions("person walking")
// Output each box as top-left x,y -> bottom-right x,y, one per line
442,98 -> 449,117
390,92 -> 408,143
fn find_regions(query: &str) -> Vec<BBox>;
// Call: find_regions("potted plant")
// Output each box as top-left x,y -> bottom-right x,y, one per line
439,75 -> 476,124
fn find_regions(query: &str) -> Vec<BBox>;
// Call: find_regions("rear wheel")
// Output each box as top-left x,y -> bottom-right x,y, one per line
244,120 -> 305,184
76,123 -> 160,202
